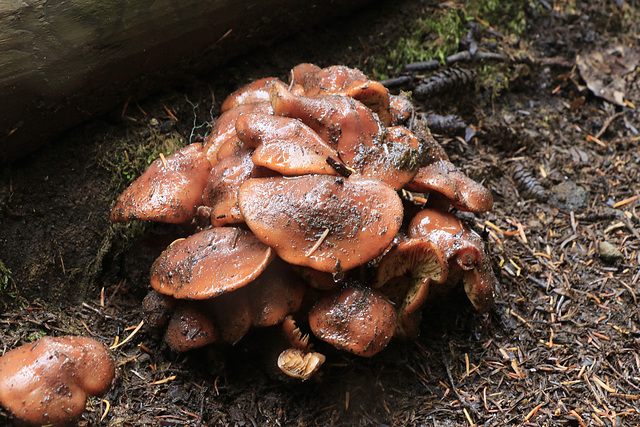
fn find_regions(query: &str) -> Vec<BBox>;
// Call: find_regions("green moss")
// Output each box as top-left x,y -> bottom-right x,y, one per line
0,259 -> 17,301
372,0 -> 528,78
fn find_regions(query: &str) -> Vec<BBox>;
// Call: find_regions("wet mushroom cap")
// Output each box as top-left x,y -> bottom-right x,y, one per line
308,284 -> 396,357
0,336 -> 115,426
165,303 -> 219,352
235,112 -> 342,176
110,143 -> 212,224
220,77 -> 289,112
406,159 -> 494,213
238,175 -> 403,273
150,227 -> 275,299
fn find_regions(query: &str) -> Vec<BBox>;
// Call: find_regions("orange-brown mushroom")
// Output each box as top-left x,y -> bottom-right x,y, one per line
269,83 -> 386,164
165,303 -> 219,352
238,175 -> 403,273
150,227 -> 275,299
110,143 -> 212,224
220,77 -> 290,112
408,208 -> 495,312
389,94 -> 414,126
405,159 -> 494,213
308,284 -> 396,357
142,290 -> 177,328
202,101 -> 273,164
235,112 -> 343,176
374,238 -> 448,337
0,336 -> 115,426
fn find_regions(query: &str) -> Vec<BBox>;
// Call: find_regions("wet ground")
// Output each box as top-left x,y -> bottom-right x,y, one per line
1,0 -> 639,425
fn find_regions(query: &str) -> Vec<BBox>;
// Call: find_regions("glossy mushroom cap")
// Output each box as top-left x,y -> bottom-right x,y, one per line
150,227 -> 275,299
238,175 -> 403,273
308,283 -> 396,357
110,143 -> 212,224
220,77 -> 289,112
235,112 -> 343,176
0,336 -> 115,426
409,208 -> 495,312
406,159 -> 494,213
165,303 -> 219,352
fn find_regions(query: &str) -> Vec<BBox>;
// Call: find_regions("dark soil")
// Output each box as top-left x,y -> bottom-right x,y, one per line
1,0 -> 639,425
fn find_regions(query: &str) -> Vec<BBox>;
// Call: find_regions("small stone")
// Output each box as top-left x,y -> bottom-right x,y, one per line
548,181 -> 590,212
599,241 -> 623,264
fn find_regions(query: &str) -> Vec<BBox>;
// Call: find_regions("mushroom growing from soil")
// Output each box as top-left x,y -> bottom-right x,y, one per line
0,336 -> 115,426
112,62 -> 497,379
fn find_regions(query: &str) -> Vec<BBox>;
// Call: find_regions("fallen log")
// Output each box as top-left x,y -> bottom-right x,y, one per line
0,0 -> 369,162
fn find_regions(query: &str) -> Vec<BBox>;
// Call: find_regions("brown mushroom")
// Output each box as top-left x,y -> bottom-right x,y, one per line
408,208 -> 495,312
150,227 -> 275,299
220,77 -> 290,112
235,112 -> 343,176
308,283 -> 396,357
142,290 -> 177,328
165,303 -> 219,352
347,125 -> 424,190
269,83 -> 386,164
202,144 -> 274,227
405,159 -> 494,213
374,238 -> 448,337
202,101 -> 273,164
207,287 -> 253,345
110,143 -> 212,224
238,175 -> 403,273
0,336 -> 115,426
389,94 -> 414,126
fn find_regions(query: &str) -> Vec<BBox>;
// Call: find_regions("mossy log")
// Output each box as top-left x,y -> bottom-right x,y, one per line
0,0 -> 369,162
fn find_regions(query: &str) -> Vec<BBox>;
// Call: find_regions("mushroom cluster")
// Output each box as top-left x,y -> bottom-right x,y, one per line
111,63 -> 496,380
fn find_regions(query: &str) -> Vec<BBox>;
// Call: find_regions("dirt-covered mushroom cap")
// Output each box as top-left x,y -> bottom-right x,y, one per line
110,143 -> 212,224
165,303 -> 219,352
238,175 -> 403,273
374,238 -> 448,337
409,208 -> 495,312
406,159 -> 493,213
0,336 -> 115,426
308,283 -> 396,357
235,112 -> 343,176
150,227 -> 275,299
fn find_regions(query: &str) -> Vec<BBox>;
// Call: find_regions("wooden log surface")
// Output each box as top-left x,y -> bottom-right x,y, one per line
0,0 -> 370,162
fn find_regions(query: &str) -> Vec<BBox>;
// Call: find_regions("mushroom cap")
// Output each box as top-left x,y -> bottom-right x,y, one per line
308,284 -> 396,357
207,287 -> 253,344
165,303 -> 219,352
347,125 -> 423,190
289,63 -> 322,89
269,84 -> 386,162
203,101 -> 273,164
238,175 -> 403,273
150,227 -> 275,299
110,143 -> 212,224
409,208 -> 495,312
220,77 -> 288,112
235,112 -> 343,176
389,94 -> 414,126
0,336 -> 115,426
142,290 -> 177,328
405,159 -> 494,213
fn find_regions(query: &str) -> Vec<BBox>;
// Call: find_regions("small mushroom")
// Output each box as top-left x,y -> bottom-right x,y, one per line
220,77 -> 290,112
238,175 -> 403,273
0,336 -> 115,426
277,316 -> 325,381
235,112 -> 343,176
308,283 -> 396,357
150,227 -> 275,299
142,290 -> 177,328
405,159 -> 494,213
408,208 -> 495,312
388,94 -> 414,126
165,303 -> 219,352
374,238 -> 448,337
110,143 -> 212,224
